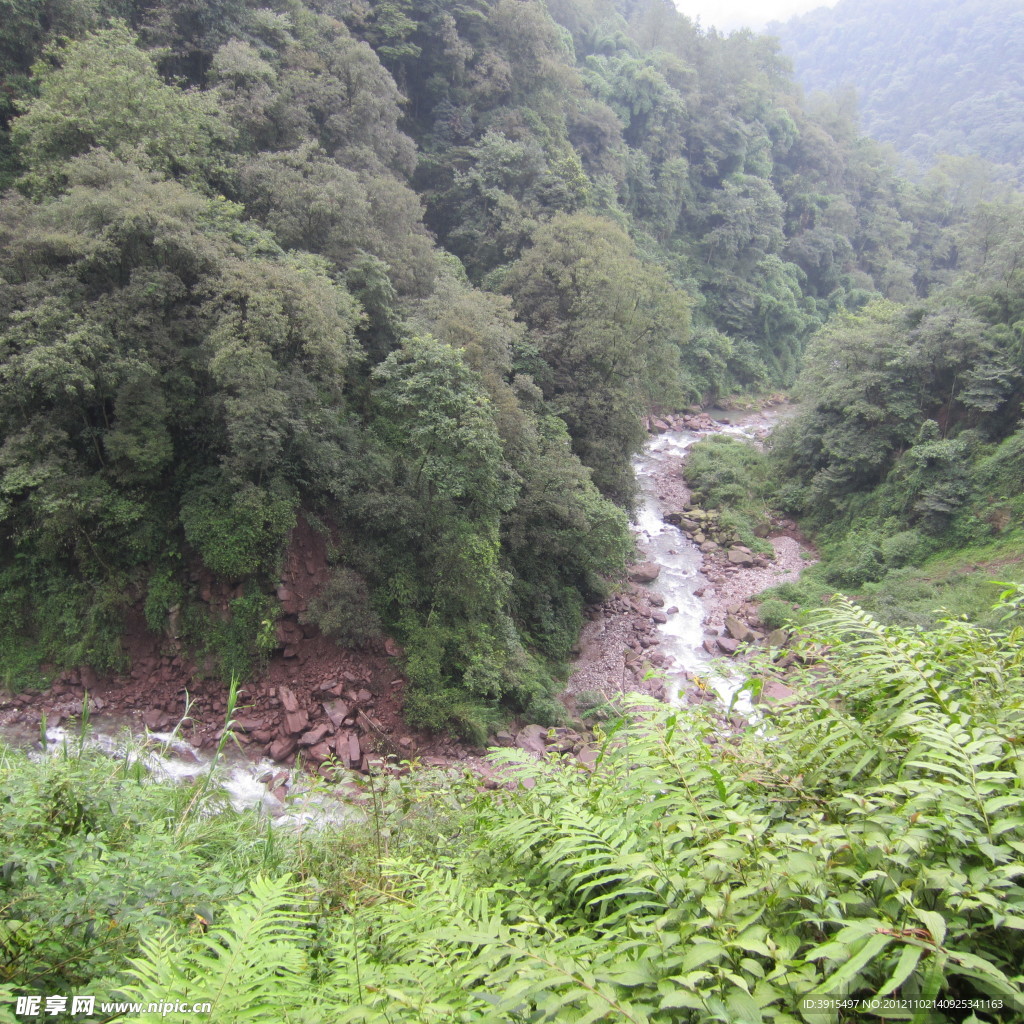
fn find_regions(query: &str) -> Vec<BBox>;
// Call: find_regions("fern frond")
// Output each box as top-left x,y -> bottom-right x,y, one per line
123,875 -> 311,1022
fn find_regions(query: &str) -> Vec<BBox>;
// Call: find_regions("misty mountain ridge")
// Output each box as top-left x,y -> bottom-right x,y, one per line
770,0 -> 1024,179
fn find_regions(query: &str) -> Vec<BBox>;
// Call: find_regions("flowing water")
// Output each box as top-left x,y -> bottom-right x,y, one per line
0,712 -> 356,824
632,429 -> 709,681
630,408 -> 788,710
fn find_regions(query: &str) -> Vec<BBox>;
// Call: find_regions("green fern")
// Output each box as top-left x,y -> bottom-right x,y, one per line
122,876 -> 311,1022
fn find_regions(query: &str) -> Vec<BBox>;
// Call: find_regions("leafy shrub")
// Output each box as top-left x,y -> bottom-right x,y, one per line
823,531 -> 886,588
879,528 -> 927,567
0,743 -> 283,995
303,567 -> 382,648
9,601 -> 1024,1020
143,567 -> 185,636
125,601 -> 1024,1021
180,482 -> 296,581
757,597 -> 794,630
184,591 -> 278,680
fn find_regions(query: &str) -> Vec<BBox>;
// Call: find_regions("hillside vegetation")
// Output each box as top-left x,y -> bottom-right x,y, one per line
2,0 -> 1005,734
771,0 -> 1024,180
3,0 -> 1024,1015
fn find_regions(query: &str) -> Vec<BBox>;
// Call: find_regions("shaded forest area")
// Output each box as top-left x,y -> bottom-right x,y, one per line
1,0 -> 1022,736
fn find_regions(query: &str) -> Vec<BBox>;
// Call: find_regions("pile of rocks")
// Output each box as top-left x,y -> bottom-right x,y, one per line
226,677 -> 413,775
646,411 -> 720,433
566,564 -> 680,704
700,601 -> 788,657
499,723 -> 601,770
664,504 -> 772,569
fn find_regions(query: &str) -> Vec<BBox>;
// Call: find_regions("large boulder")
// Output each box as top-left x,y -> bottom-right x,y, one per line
515,724 -> 548,755
299,723 -> 332,747
269,735 -> 298,761
284,710 -> 310,735
727,548 -> 755,567
628,562 -> 661,583
322,699 -> 350,728
724,615 -> 755,643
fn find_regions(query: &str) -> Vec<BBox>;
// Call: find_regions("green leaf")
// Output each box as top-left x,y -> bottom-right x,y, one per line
676,942 -> 727,972
911,909 -> 946,946
812,933 -> 894,995
727,987 -> 765,1023
660,990 -> 705,1010
877,944 -> 924,996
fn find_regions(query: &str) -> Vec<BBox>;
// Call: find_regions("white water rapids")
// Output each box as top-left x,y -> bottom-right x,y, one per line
630,413 -> 777,712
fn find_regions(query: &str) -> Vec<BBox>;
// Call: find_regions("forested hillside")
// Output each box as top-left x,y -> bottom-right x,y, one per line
0,0 -> 1017,735
4,0 -> 1024,1017
771,0 -> 1024,179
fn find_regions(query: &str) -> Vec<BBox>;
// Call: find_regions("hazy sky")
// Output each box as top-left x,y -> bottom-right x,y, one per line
673,0 -> 840,33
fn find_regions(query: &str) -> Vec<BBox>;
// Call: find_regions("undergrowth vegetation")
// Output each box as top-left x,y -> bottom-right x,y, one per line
4,600 -> 1024,1021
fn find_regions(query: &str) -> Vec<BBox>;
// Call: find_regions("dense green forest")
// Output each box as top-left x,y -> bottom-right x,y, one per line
2,0 -> 998,733
771,0 -> 1024,180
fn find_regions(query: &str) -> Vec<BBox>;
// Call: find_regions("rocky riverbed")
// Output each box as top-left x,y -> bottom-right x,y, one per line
566,403 -> 815,711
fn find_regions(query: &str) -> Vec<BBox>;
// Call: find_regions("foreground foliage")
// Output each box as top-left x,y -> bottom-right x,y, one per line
4,601 -> 1024,1021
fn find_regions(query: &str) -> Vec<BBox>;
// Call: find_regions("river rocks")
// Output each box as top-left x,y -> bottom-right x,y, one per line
651,609 -> 668,624
322,699 -> 349,728
347,732 -> 362,765
142,708 -> 174,731
727,548 -> 755,567
755,679 -> 796,705
724,616 -> 755,643
628,562 -> 661,583
269,735 -> 298,761
285,710 -> 310,735
299,722 -> 332,747
766,628 -> 790,648
716,636 -> 740,655
305,742 -> 333,764
516,724 -> 549,755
